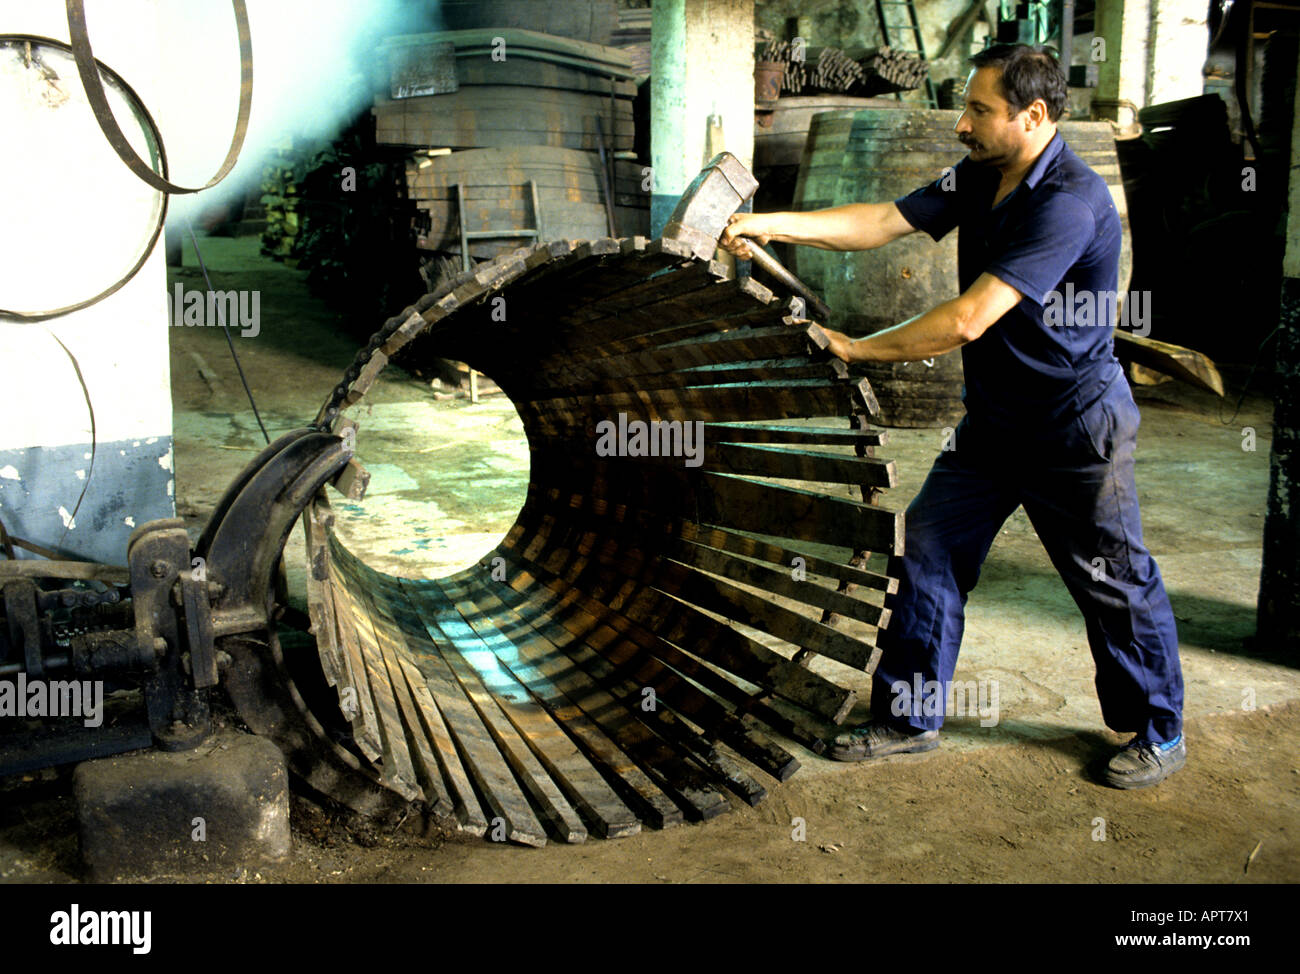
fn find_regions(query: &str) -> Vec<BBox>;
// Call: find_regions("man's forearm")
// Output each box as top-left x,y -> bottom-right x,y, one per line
826,298 -> 973,363
822,272 -> 1020,364
741,203 -> 908,252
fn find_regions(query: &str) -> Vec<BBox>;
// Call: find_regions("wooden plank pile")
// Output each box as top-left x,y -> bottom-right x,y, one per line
302,234 -> 903,843
857,47 -> 932,95
759,41 -> 929,97
373,29 -> 635,153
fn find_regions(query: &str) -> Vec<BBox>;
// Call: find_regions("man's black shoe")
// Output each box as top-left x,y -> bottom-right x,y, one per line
828,721 -> 940,762
1104,733 -> 1186,789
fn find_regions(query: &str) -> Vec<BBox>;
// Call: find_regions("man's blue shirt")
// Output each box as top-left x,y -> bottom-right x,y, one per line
893,130 -> 1125,431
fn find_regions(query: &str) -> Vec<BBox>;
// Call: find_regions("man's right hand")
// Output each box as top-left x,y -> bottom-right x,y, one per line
720,202 -> 917,255
719,212 -> 773,260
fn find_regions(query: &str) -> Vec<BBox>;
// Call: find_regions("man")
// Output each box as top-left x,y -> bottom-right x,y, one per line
719,44 -> 1185,789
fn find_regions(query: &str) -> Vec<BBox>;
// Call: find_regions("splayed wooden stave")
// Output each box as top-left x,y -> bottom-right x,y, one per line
297,236 -> 903,844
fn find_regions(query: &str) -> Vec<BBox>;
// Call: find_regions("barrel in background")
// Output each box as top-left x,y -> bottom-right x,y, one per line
373,30 -> 636,154
754,96 -> 900,265
436,0 -> 618,46
788,110 -> 857,304
821,109 -> 968,428
407,146 -> 649,261
756,95 -> 903,170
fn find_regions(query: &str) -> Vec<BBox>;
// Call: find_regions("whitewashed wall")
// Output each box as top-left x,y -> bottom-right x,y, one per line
0,1 -> 174,563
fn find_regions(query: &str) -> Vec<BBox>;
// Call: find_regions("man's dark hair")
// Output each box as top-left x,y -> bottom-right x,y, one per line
968,44 -> 1068,122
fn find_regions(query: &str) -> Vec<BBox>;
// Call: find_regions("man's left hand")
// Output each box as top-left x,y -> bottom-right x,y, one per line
817,327 -> 858,364
793,319 -> 859,363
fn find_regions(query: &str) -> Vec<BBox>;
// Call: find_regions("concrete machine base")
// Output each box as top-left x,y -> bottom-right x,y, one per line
72,730 -> 290,881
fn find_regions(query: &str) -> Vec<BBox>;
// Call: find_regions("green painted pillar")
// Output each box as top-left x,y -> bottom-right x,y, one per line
650,0 -> 755,236
1092,0 -> 1149,127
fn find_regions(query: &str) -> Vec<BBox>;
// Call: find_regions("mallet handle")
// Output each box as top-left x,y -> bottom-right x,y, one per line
746,246 -> 831,321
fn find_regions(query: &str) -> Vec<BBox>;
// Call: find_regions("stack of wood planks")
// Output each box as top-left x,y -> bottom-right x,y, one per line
856,47 -> 931,95
804,47 -> 867,94
373,29 -> 635,153
759,41 -> 930,97
300,235 -> 904,843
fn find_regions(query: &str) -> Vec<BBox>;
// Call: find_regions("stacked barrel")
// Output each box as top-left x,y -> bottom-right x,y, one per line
374,22 -> 647,268
406,147 -> 648,259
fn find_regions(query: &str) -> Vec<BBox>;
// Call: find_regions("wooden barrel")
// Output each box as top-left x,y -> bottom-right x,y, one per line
788,111 -> 858,305
754,97 -> 901,250
437,0 -> 618,46
823,109 -> 969,428
407,146 -> 649,260
805,110 -> 1134,428
755,95 -> 902,169
374,85 -> 635,153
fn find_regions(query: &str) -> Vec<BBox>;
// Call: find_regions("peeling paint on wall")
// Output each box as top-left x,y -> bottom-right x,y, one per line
0,438 -> 175,563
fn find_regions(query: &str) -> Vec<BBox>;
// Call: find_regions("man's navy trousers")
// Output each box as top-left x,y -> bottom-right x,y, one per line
874,131 -> 1184,744
870,393 -> 1184,744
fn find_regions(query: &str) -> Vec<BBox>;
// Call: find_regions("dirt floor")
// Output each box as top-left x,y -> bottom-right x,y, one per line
2,233 -> 1297,884
3,702 -> 1295,883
